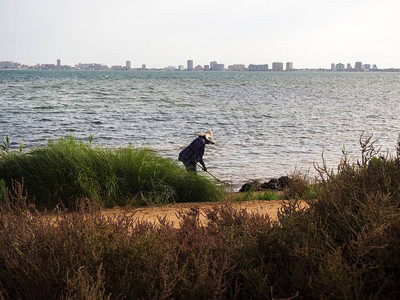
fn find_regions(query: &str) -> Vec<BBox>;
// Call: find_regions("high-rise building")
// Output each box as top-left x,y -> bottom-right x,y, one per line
336,63 -> 345,71
57,59 -> 61,67
346,63 -> 352,71
272,62 -> 283,71
142,64 -> 146,70
126,61 -> 131,70
331,63 -> 336,71
187,60 -> 193,71
355,62 -> 363,71
214,64 -> 225,71
210,61 -> 217,70
286,62 -> 293,71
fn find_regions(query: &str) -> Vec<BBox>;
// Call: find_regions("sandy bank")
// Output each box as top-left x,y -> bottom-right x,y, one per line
101,200 -> 307,228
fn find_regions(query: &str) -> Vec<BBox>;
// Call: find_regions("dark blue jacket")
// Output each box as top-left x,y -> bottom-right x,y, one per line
179,136 -> 206,165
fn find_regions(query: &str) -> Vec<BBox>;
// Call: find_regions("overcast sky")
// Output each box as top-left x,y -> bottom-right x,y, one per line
1,0 -> 399,69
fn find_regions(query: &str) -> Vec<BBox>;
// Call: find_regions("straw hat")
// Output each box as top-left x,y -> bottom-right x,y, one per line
199,130 -> 216,144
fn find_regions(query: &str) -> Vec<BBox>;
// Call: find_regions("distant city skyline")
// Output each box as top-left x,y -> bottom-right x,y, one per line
2,58 -> 398,72
1,0 -> 399,69
0,57 -> 397,72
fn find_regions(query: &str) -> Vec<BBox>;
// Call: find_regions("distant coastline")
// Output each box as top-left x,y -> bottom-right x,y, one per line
1,60 -> 399,72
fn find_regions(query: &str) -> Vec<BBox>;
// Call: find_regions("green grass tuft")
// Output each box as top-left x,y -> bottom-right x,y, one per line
253,190 -> 282,201
235,189 -> 282,201
0,136 -> 223,207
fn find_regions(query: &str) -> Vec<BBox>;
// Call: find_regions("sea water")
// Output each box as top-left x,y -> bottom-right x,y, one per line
1,70 -> 400,190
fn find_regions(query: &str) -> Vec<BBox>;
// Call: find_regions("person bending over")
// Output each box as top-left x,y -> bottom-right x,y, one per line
179,130 -> 216,172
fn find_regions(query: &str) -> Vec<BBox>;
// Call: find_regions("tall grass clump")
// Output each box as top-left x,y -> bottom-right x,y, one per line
0,136 -> 223,207
268,133 -> 400,298
282,169 -> 321,200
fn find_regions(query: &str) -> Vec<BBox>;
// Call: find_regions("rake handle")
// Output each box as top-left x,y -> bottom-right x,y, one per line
196,163 -> 222,182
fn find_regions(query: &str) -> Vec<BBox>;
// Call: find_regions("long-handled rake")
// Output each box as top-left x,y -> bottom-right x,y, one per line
196,163 -> 222,183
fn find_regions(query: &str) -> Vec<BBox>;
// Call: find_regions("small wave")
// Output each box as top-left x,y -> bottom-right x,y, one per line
99,136 -> 113,140
94,91 -> 111,96
204,84 -> 221,87
33,106 -> 54,110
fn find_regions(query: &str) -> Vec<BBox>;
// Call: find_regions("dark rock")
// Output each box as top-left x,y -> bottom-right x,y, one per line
261,179 -> 278,190
239,180 -> 263,192
239,176 -> 290,193
277,176 -> 289,190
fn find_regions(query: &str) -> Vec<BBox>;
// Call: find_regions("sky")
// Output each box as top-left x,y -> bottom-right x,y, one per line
1,0 -> 399,69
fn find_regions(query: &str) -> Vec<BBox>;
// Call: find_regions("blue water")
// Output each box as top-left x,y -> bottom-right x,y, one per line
1,70 -> 400,190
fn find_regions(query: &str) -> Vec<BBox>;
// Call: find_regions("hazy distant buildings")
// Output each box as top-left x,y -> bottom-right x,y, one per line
75,63 -> 108,71
210,61 -> 224,71
164,66 -> 177,71
272,62 -> 283,71
111,65 -> 123,70
214,64 -> 225,71
336,63 -> 345,71
248,64 -> 268,71
40,64 -> 57,70
330,61 -> 380,72
210,61 -> 217,70
187,60 -> 193,71
0,61 -> 23,69
355,61 -> 363,71
1,58 -> 392,72
228,64 -> 246,71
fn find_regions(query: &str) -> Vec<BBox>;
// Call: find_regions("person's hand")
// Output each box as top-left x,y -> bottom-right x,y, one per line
203,167 -> 207,172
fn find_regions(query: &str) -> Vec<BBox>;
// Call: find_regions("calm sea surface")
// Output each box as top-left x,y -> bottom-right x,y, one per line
1,70 -> 400,190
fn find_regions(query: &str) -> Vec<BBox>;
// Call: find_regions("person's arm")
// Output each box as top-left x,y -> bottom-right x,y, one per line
198,159 -> 207,172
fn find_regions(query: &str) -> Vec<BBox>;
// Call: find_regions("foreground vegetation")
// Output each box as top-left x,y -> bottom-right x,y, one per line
0,136 -> 223,207
0,135 -> 399,298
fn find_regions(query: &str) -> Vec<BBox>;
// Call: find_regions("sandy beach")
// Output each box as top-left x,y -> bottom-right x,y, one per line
101,199 -> 306,227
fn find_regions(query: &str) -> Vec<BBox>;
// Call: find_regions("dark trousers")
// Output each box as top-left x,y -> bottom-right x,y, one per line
178,156 -> 196,172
